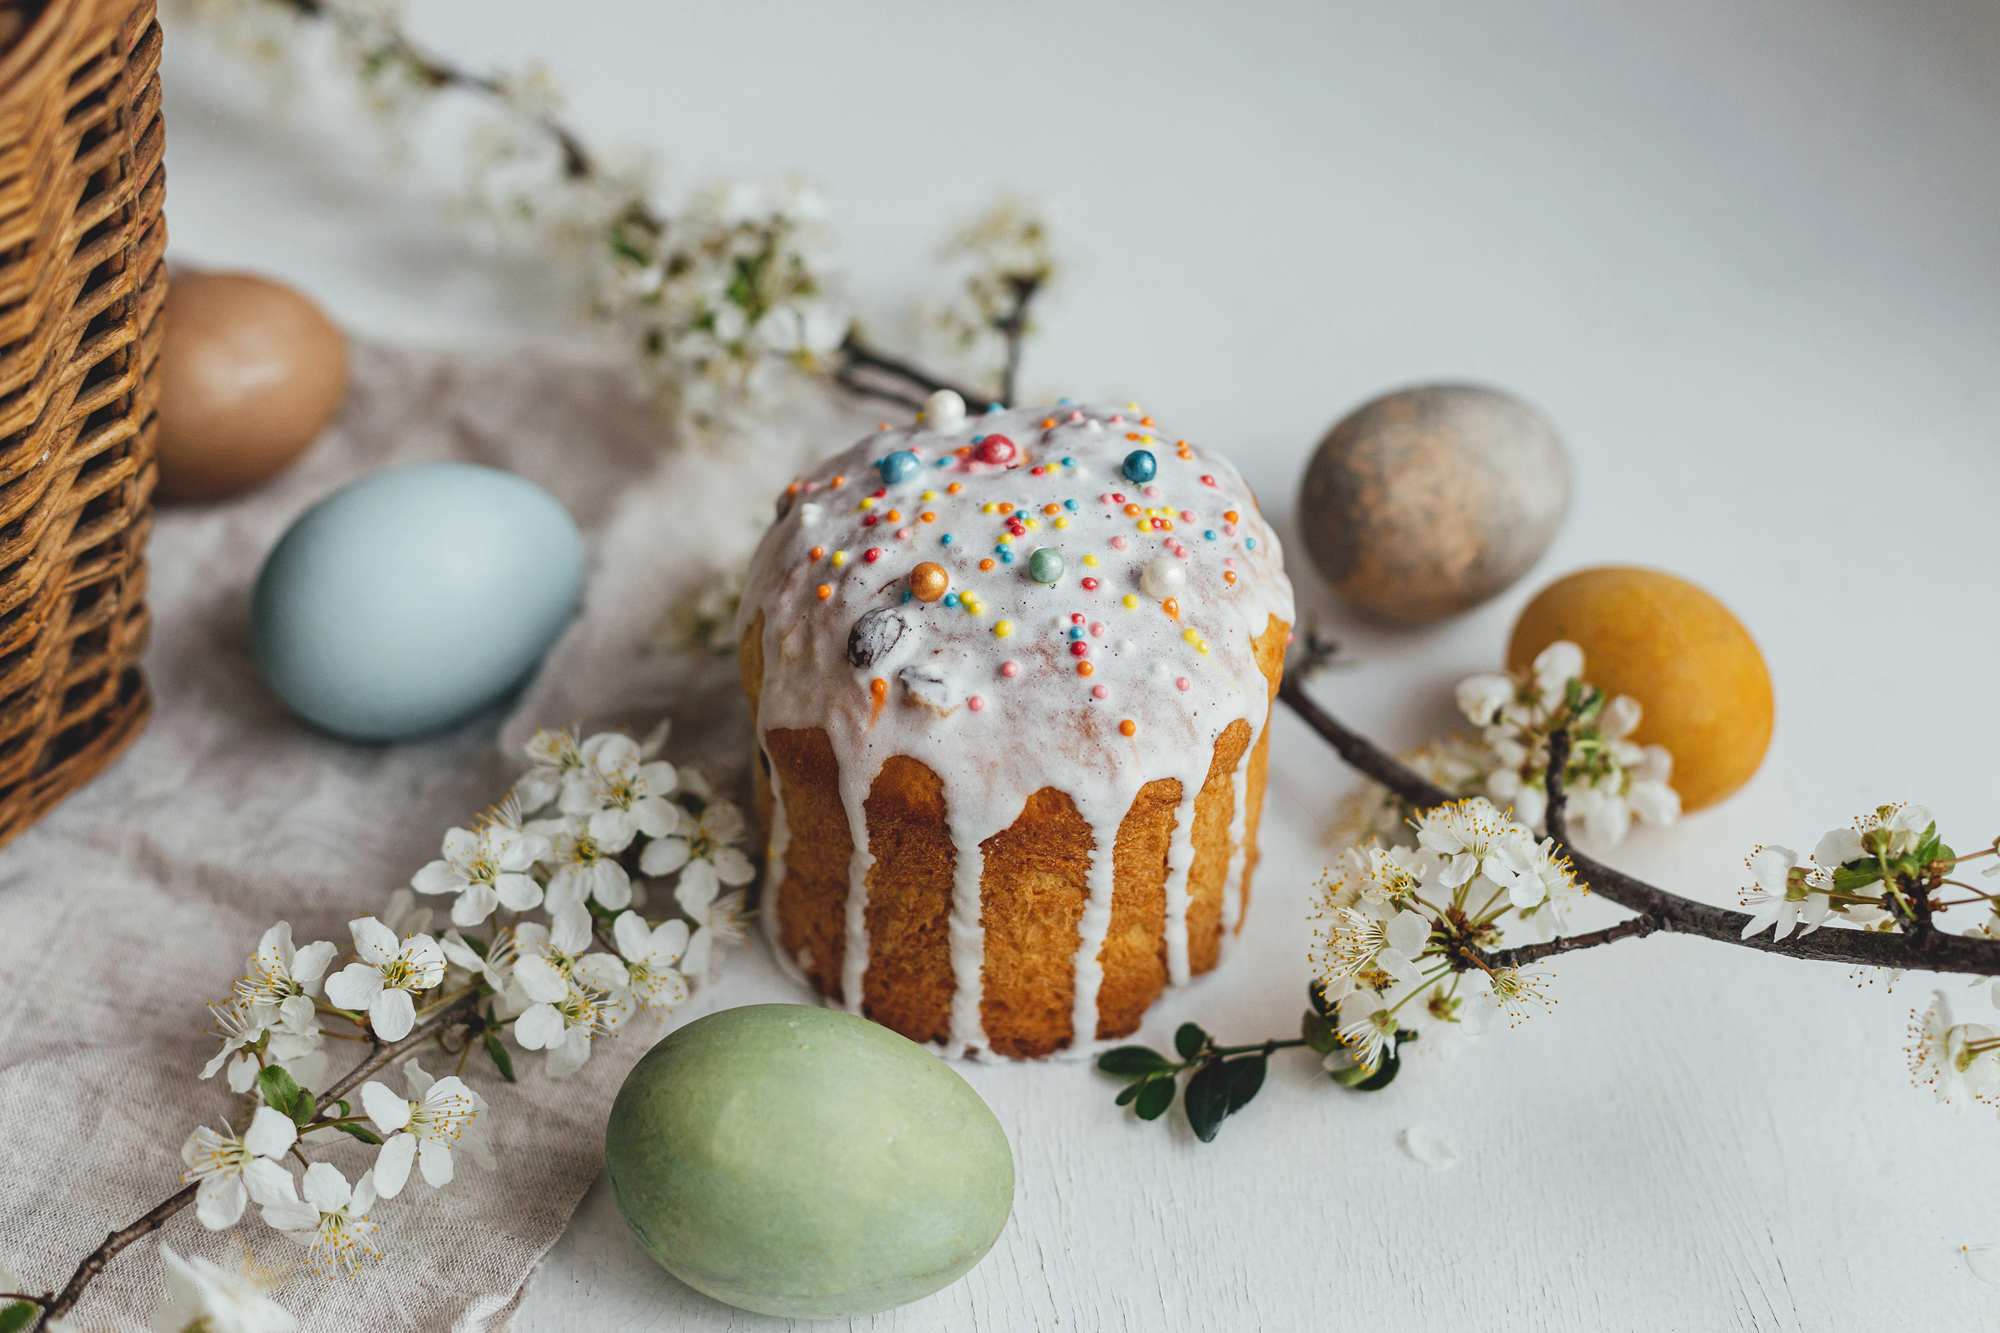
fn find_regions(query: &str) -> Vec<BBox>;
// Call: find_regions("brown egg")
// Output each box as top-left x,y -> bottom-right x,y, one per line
157,271 -> 349,501
908,561 -> 950,603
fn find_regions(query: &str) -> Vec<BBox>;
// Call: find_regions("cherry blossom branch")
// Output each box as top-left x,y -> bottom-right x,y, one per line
39,995 -> 481,1325
1276,673 -> 2000,977
831,332 -> 997,414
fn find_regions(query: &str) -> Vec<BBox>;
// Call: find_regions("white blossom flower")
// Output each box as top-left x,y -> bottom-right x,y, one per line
643,799 -> 756,908
613,910 -> 690,1009
411,821 -> 551,927
1334,996 -> 1400,1069
361,1060 -> 492,1198
1460,965 -> 1550,1033
1878,804 -> 1936,858
557,733 -> 680,847
682,888 -> 750,983
1531,640 -> 1584,705
180,1107 -> 298,1229
1313,905 -> 1432,998
199,998 -> 271,1093
234,923 -> 336,1027
1454,673 -> 1515,727
538,815 -> 634,913
1623,744 -> 1681,827
517,726 -> 584,813
439,927 -> 510,990
1488,830 -> 1583,923
1909,992 -> 2000,1107
1598,693 -> 1642,739
1739,846 -> 1830,940
323,918 -> 445,1041
258,1163 -> 381,1275
1815,826 -> 1867,871
514,978 -> 629,1078
1413,798 -> 1515,890
151,1244 -> 296,1333
510,907 -> 597,1003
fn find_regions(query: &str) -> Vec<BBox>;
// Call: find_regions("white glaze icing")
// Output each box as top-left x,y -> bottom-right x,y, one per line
737,403 -> 1294,1057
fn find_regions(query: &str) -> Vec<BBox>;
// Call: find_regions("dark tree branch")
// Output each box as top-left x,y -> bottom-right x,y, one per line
993,273 -> 1042,409
832,331 -> 996,415
41,998 -> 480,1325
1279,672 -> 2000,978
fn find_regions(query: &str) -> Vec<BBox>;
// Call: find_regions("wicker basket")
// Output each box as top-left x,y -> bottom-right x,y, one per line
0,0 -> 160,848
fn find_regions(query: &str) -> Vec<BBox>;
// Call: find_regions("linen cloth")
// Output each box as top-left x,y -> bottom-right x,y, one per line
0,342 -> 872,1330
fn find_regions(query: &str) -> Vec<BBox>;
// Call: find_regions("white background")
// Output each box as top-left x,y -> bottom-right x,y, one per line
159,2 -> 2000,1328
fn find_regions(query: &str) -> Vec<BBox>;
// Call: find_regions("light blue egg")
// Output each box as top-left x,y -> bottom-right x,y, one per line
251,462 -> 584,742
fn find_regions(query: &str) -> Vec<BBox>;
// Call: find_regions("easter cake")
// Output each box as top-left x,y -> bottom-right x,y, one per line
736,396 -> 1293,1058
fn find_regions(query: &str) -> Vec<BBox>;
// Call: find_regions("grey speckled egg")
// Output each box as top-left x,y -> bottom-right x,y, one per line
1298,384 -> 1570,624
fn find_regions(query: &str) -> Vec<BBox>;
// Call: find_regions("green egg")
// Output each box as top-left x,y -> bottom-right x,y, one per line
605,1004 -> 1015,1318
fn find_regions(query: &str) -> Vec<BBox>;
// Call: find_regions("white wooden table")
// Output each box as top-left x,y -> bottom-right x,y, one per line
159,1 -> 2000,1326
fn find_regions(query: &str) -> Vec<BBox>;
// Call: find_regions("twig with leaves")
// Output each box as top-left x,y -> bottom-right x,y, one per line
1100,639 -> 2000,1141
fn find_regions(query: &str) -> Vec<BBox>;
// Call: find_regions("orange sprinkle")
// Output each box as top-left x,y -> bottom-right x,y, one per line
1118,719 -> 1136,738
816,584 -> 832,600
1043,503 -> 1060,515
920,511 -> 937,522
1126,432 -> 1143,441
1161,519 -> 1174,531
999,502 -> 1015,515
980,558 -> 996,571
1224,510 -> 1239,523
1123,503 -> 1141,517
1162,597 -> 1179,620
1041,417 -> 1056,428
810,545 -> 825,560
879,422 -> 892,430
1224,569 -> 1238,585
954,446 -> 972,458
1077,661 -> 1093,677
830,474 -> 846,488
871,678 -> 887,698
948,482 -> 963,494
886,510 -> 902,522
1140,416 -> 1154,427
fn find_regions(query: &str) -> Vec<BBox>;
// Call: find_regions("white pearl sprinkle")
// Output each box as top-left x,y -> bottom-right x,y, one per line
1151,661 -> 1170,676
1116,639 -> 1136,654
1141,556 -> 1186,601
923,388 -> 967,433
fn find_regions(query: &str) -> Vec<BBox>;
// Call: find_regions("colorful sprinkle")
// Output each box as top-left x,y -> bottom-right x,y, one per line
976,435 -> 1017,465
994,620 -> 1013,637
895,528 -> 913,540
948,482 -> 963,494
1223,510 -> 1239,523
864,548 -> 883,563
1090,684 -> 1108,700
1111,536 -> 1129,551
1122,594 -> 1139,609
980,557 -> 995,571
1081,577 -> 1099,591
1118,718 -> 1136,737
1197,640 -> 1210,654
944,592 -> 960,607
886,509 -> 902,522
1054,517 -> 1070,529
909,562 -> 949,603
1001,661 -> 1020,678
1245,538 -> 1258,550
1162,598 -> 1179,620
1077,661 -> 1093,677
830,474 -> 846,488
1224,570 -> 1238,585
1089,622 -> 1106,637
815,585 -> 832,600
879,450 -> 921,485
969,695 -> 986,711
1068,626 -> 1085,640
1069,641 -> 1087,657
871,678 -> 887,698
1176,677 -> 1192,691
809,546 -> 825,560
1204,529 -> 1217,540
831,550 -> 848,567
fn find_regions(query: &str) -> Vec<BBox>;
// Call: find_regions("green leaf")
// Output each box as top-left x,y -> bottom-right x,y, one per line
1097,1045 -> 1174,1077
257,1065 -> 313,1123
1133,1073 -> 1176,1121
1115,1080 -> 1144,1107
1301,1009 -> 1341,1055
1832,865 -> 1881,894
1226,1055 -> 1267,1113
460,933 -> 490,958
1174,1022 -> 1208,1061
0,1301 -> 39,1333
333,1122 -> 384,1146
1184,1060 -> 1231,1142
484,1030 -> 518,1083
1352,1044 -> 1402,1091
1328,1060 -> 1374,1087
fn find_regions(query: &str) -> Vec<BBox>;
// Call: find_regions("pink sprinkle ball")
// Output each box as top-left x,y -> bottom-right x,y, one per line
1100,492 -> 1116,504
969,695 -> 986,711
896,528 -> 913,540
1089,622 -> 1105,636
1179,510 -> 1196,523
1068,410 -> 1084,422
1176,677 -> 1192,691
1091,685 -> 1109,700
1143,485 -> 1162,499
1222,523 -> 1237,536
1110,535 -> 1129,550
1001,661 -> 1021,678
1109,414 -> 1124,424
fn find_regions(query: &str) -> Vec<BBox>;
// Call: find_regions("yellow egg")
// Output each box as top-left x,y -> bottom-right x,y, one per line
1507,567 -> 1773,812
158,272 -> 349,501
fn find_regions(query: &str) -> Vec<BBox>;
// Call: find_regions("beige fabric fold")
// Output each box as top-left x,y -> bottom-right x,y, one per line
0,342 -> 870,1331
